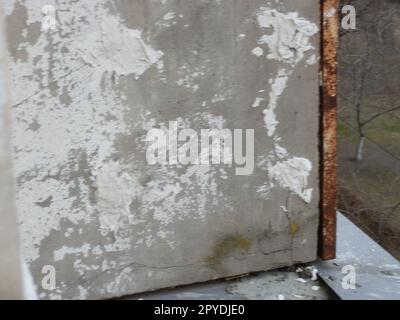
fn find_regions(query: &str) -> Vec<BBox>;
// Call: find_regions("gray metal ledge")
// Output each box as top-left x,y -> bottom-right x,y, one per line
315,212 -> 400,300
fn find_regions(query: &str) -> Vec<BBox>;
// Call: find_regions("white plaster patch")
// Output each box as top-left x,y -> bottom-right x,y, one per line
75,17 -> 163,79
306,54 -> 318,66
163,11 -> 175,20
256,7 -> 318,136
211,89 -> 233,104
256,7 -> 319,65
53,243 -> 92,262
94,162 -> 141,232
156,11 -> 178,28
8,1 -> 155,263
268,157 -> 313,203
256,184 -> 272,200
7,0 -> 321,299
264,69 -> 289,136
92,112 -> 231,251
251,47 -> 264,57
253,6 -> 318,203
176,63 -> 207,92
252,97 -> 264,108
274,142 -> 289,159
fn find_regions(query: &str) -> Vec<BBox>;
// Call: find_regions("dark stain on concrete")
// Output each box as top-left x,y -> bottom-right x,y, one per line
35,195 -> 53,208
205,234 -> 251,266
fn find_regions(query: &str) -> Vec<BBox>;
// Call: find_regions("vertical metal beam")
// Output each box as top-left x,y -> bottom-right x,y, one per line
319,0 -> 338,260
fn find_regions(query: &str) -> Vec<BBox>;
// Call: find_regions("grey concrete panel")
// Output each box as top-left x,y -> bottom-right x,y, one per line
3,0 -> 321,299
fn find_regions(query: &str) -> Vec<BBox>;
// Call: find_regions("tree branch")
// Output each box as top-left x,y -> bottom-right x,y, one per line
361,105 -> 400,127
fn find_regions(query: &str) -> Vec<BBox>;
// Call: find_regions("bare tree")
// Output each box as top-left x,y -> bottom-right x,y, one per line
338,0 -> 400,259
340,0 -> 400,161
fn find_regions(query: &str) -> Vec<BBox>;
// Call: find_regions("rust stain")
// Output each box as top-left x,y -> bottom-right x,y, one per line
319,0 -> 338,260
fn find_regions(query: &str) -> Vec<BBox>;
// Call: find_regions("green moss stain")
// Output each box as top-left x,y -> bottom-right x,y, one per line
205,235 -> 251,266
290,223 -> 299,235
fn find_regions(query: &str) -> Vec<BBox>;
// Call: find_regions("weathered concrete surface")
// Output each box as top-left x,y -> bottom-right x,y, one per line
0,9 -> 22,299
3,0 -> 321,299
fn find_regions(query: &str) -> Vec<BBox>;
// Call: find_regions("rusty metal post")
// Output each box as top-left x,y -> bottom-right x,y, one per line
319,0 -> 338,260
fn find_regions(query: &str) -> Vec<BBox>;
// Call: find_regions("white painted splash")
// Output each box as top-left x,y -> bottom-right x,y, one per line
76,18 -> 163,79
53,243 -> 92,262
254,6 -> 318,203
137,112 -> 231,228
90,112 -> 231,252
251,47 -> 264,57
256,7 -> 318,137
7,0 -> 164,264
176,63 -> 207,92
94,162 -> 141,232
264,69 -> 289,137
252,97 -> 264,108
306,54 -> 318,66
6,0 -> 320,299
268,157 -> 313,204
257,7 -> 319,65
163,11 -> 175,20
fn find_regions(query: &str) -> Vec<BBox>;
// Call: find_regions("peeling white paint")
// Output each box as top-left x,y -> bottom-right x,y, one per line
306,54 -> 318,66
257,7 -> 319,65
6,0 -> 321,299
256,7 -> 318,137
268,157 -> 313,203
76,18 -> 163,79
264,69 -> 290,136
254,6 -> 318,203
137,113 -> 231,226
95,162 -> 140,232
8,1 -> 159,263
163,11 -> 175,20
251,47 -> 264,57
280,205 -> 288,213
274,142 -> 289,159
156,10 -> 178,28
176,64 -> 207,92
53,243 -> 92,262
252,97 -> 264,108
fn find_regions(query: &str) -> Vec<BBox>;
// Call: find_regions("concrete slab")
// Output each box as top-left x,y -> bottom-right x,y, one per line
123,212 -> 400,300
3,0 -> 321,299
124,268 -> 336,300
